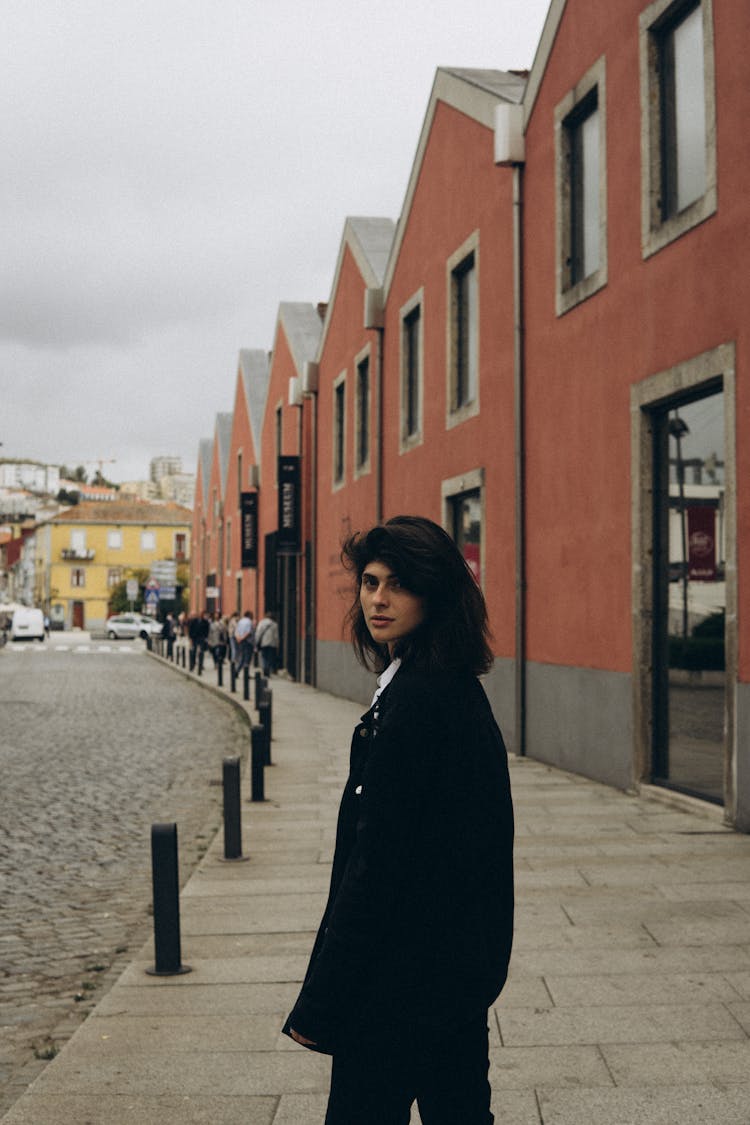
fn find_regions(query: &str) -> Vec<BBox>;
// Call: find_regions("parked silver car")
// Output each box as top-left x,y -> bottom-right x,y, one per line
106,613 -> 162,640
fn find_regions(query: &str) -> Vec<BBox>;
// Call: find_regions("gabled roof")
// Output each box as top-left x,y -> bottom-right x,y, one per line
276,303 -> 323,379
383,66 -> 527,297
522,0 -> 566,128
238,349 -> 271,457
214,412 -> 234,497
317,217 -> 396,357
51,500 -> 192,525
197,438 -> 213,509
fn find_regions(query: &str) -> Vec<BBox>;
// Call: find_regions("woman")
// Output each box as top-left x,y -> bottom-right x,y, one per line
283,516 -> 514,1124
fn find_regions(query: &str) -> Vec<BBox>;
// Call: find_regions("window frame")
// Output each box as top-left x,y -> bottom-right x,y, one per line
441,467 -> 486,588
354,345 -> 372,479
555,55 -> 608,316
71,567 -> 86,588
399,289 -> 424,453
332,370 -> 347,490
446,233 -> 480,428
639,0 -> 716,259
140,530 -> 156,552
107,529 -> 122,550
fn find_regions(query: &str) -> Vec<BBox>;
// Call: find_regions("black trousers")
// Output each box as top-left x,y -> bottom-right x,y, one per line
324,1014 -> 493,1125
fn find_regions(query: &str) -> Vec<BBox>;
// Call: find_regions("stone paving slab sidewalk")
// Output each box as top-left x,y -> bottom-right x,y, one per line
3,655 -> 750,1125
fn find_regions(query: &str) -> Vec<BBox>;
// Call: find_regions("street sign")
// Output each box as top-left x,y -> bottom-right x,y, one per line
126,579 -> 138,600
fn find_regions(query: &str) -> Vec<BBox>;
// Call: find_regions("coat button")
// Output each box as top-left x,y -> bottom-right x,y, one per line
359,727 -> 369,738
355,785 -> 363,795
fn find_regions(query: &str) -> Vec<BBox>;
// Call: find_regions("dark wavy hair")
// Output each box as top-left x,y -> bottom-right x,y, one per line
341,515 -> 494,676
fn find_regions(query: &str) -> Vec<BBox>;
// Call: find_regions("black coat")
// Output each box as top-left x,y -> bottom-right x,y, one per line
283,663 -> 514,1055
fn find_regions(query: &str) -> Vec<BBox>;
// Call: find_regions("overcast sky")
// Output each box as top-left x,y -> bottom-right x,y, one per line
1,0 -> 549,484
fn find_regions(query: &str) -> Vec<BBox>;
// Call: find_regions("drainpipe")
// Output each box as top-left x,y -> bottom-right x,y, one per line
513,164 -> 527,757
302,361 -> 319,686
364,287 -> 385,524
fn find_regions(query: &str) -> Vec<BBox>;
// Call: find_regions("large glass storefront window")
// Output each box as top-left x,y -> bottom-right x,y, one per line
653,387 -> 725,802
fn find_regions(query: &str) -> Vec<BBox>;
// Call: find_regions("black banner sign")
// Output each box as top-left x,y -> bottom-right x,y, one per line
277,455 -> 301,555
240,491 -> 258,568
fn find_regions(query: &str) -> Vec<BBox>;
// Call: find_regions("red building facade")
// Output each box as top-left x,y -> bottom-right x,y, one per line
190,12 -> 750,830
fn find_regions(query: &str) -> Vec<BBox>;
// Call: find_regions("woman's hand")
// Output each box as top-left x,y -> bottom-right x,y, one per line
289,1027 -> 317,1047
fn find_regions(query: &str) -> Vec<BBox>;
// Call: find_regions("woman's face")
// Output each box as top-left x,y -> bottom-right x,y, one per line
360,559 -> 425,654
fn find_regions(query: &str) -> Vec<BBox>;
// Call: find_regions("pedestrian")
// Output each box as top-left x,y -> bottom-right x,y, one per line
283,515 -> 514,1124
227,611 -> 240,665
161,612 -> 176,660
254,611 -> 279,675
187,613 -> 202,671
207,612 -> 227,666
234,609 -> 255,673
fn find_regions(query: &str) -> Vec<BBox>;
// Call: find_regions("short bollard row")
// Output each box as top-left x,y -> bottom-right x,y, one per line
147,641 -> 282,973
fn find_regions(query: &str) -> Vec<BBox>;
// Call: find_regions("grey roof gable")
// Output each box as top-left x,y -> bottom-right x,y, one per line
278,303 -> 323,379
238,348 -> 270,457
215,412 -> 234,496
198,438 -> 213,509
346,217 -> 396,288
439,67 -> 526,105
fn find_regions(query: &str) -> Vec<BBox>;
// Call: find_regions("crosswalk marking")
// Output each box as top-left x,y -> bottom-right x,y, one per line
3,643 -> 138,656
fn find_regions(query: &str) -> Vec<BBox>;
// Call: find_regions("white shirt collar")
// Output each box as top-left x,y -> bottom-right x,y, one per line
371,657 -> 401,707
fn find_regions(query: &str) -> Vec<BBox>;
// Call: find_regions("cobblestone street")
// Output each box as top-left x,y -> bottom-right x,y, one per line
0,640 -> 249,1115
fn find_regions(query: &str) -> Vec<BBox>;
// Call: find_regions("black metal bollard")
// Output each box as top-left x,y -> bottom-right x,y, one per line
243,665 -> 250,701
147,823 -> 191,976
230,661 -> 237,693
222,756 -> 243,859
254,670 -> 263,708
250,726 -> 266,802
217,659 -> 223,688
258,691 -> 272,766
197,645 -> 205,676
189,645 -> 196,671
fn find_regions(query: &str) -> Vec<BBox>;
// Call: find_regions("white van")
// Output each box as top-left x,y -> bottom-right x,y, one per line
10,607 -> 46,642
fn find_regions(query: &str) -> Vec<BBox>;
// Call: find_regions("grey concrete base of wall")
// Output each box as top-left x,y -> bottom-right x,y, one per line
316,639 -> 377,708
479,657 -> 516,753
315,642 -> 517,748
525,661 -> 633,791
735,681 -> 750,832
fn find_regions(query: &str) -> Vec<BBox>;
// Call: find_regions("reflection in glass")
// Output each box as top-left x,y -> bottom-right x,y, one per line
656,389 -> 725,802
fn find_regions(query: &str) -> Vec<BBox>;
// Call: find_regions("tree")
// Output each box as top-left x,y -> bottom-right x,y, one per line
108,569 -> 150,614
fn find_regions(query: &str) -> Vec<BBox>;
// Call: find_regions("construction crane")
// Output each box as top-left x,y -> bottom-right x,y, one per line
82,458 -> 117,479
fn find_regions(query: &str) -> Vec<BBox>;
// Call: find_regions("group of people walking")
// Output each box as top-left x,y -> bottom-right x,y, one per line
161,608 -> 280,676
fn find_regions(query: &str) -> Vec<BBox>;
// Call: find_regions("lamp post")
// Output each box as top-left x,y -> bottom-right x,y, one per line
669,413 -> 690,639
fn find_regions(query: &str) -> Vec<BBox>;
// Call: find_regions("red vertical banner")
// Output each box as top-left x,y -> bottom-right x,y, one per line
687,506 -> 716,581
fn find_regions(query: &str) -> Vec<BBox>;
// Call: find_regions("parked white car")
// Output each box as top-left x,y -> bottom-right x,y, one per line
105,613 -> 162,640
10,607 -> 46,641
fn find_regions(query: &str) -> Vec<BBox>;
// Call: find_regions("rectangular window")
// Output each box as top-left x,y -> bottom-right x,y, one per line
450,490 -> 482,585
71,529 -> 86,553
555,57 -> 607,314
226,519 -> 232,573
569,95 -> 600,284
333,376 -> 346,486
107,567 -> 122,588
141,530 -> 156,551
237,451 -> 243,493
107,530 -> 122,550
640,0 -> 716,257
448,239 -> 479,424
660,3 -> 706,218
400,296 -> 423,449
175,532 -> 186,561
355,354 -> 370,472
71,567 -> 85,588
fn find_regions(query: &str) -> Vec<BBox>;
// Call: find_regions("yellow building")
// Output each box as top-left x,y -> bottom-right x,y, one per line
37,500 -> 191,631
